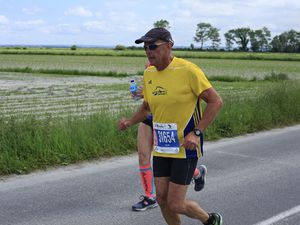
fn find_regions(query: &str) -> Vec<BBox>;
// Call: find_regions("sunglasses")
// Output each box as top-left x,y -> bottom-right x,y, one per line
144,42 -> 168,51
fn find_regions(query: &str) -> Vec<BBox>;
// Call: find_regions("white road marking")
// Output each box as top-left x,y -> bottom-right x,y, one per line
253,205 -> 300,225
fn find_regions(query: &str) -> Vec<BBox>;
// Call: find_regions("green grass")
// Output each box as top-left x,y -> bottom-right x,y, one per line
0,54 -> 147,75
0,80 -> 299,175
209,72 -> 290,82
190,58 -> 300,80
1,47 -> 300,61
0,67 -> 128,77
205,81 -> 300,139
0,54 -> 299,79
0,110 -> 137,175
0,50 -> 299,175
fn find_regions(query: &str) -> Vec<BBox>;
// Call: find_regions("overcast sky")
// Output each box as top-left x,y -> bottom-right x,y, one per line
0,0 -> 299,47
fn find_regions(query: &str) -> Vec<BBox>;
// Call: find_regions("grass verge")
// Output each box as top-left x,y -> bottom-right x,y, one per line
0,110 -> 137,175
0,81 -> 299,175
1,48 -> 300,61
0,67 -> 128,77
205,81 -> 300,139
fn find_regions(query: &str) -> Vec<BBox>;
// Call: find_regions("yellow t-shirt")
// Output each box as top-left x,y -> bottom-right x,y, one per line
143,57 -> 212,159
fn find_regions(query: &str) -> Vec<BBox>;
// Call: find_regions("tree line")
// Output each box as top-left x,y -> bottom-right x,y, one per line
154,19 -> 300,53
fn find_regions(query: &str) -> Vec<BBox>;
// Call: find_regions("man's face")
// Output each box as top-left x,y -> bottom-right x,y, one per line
143,40 -> 170,67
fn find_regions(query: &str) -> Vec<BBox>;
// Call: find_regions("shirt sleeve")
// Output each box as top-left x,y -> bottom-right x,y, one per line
189,64 -> 212,97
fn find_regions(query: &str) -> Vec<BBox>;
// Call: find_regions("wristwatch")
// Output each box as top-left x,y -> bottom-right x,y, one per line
194,128 -> 203,137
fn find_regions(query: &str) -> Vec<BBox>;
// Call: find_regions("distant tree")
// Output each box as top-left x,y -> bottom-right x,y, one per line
194,23 -> 212,49
210,27 -> 221,50
270,35 -> 284,52
190,43 -> 195,50
70,45 -> 77,50
287,30 -> 300,52
271,29 -> 300,52
114,44 -> 126,50
194,22 -> 220,50
226,28 -> 252,51
153,19 -> 170,29
249,32 -> 260,52
260,27 -> 272,51
250,27 -> 271,52
224,32 -> 235,50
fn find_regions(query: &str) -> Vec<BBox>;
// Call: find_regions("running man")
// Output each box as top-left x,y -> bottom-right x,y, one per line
119,28 -> 223,225
131,81 -> 207,212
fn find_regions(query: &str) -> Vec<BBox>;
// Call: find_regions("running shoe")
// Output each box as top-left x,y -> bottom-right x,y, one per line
132,195 -> 158,211
210,212 -> 223,225
193,165 -> 207,192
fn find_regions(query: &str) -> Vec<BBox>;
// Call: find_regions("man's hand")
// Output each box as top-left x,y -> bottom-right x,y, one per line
131,85 -> 144,100
182,132 -> 199,150
118,118 -> 132,130
136,85 -> 144,99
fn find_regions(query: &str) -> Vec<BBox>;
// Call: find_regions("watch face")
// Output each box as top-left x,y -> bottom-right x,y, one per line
194,129 -> 201,136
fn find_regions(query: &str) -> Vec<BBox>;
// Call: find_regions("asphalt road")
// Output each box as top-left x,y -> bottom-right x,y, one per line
0,125 -> 299,225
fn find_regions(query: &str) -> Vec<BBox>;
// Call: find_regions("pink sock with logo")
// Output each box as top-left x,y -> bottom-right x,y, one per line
139,164 -> 155,199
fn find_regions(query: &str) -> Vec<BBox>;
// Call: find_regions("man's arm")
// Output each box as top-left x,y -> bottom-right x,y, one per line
118,101 -> 150,130
182,87 -> 223,150
196,87 -> 223,132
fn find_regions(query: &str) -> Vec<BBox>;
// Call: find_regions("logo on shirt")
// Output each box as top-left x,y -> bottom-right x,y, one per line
152,86 -> 167,96
148,80 -> 152,84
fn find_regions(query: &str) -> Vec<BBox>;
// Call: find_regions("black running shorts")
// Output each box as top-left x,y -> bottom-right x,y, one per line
153,156 -> 198,185
142,114 -> 153,129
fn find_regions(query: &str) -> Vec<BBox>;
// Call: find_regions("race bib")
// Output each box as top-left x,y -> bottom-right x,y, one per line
153,122 -> 180,154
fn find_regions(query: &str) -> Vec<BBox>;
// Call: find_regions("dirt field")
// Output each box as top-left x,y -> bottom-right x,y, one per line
0,72 -> 140,118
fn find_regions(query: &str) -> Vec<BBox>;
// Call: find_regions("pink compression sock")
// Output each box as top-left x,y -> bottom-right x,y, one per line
193,167 -> 200,177
139,164 -> 155,199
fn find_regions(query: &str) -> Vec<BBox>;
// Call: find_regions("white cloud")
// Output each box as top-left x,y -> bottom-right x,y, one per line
84,11 -> 140,33
167,0 -> 300,44
108,11 -> 140,31
84,21 -> 108,31
14,20 -> 45,29
245,0 -> 300,8
172,0 -> 238,17
40,24 -> 81,35
0,0 -> 299,46
64,6 -> 93,17
22,7 -> 42,15
0,15 -> 9,24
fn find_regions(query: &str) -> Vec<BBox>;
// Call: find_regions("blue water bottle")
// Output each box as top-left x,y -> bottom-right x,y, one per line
130,79 -> 139,100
